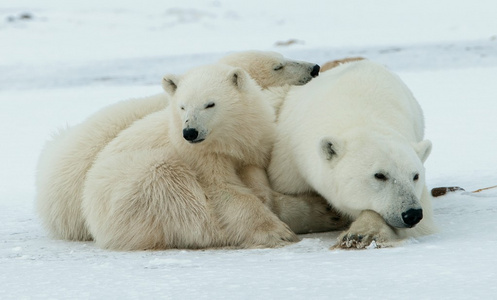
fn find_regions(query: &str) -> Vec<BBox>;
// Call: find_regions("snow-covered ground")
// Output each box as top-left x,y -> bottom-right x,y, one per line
1,1 -> 497,299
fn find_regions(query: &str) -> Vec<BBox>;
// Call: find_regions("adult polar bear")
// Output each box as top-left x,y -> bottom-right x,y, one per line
269,60 -> 436,249
36,51 -> 322,243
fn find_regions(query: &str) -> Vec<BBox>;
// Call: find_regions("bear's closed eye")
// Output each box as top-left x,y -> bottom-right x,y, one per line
374,173 -> 388,181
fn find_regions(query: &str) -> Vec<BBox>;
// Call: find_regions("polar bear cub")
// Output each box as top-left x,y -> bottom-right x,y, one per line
36,94 -> 167,241
82,64 -> 298,250
269,60 -> 436,249
36,51 -> 320,242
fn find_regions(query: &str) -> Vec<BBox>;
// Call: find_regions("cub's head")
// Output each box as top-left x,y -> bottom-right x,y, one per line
219,50 -> 320,88
317,135 -> 432,229
162,64 -> 267,145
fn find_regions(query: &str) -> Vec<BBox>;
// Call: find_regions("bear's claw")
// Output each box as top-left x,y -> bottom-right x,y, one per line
337,233 -> 378,249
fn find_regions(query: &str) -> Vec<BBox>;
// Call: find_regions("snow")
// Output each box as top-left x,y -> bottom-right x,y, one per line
1,1 -> 497,299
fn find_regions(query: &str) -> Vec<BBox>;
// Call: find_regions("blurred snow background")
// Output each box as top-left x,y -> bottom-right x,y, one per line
1,1 -> 496,299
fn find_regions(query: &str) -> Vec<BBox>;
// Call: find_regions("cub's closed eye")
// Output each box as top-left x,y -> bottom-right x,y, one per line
413,174 -> 419,181
205,102 -> 215,109
180,106 -> 185,110
273,65 -> 284,71
374,173 -> 388,181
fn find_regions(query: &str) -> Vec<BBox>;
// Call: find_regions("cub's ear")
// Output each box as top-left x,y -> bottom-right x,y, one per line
320,136 -> 343,161
162,75 -> 179,95
414,139 -> 432,163
228,68 -> 247,90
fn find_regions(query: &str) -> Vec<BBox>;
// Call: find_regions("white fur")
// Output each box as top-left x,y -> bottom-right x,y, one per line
219,50 -> 319,88
36,94 -> 168,241
35,51 -> 322,242
269,60 -> 436,248
82,64 -> 299,250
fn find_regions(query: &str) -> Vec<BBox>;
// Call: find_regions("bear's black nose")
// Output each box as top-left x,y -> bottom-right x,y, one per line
183,128 -> 199,141
401,208 -> 423,227
311,64 -> 320,77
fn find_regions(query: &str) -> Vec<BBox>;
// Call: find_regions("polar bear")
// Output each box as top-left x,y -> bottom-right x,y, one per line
268,60 -> 436,249
36,95 -> 167,241
36,51 -> 321,242
219,50 -> 320,88
82,64 -> 301,250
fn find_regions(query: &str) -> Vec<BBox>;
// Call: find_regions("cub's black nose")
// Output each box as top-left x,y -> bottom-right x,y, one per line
401,208 -> 423,227
183,128 -> 199,141
311,64 -> 320,77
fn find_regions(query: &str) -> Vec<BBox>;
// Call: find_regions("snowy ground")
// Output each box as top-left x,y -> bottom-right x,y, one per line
1,1 -> 497,299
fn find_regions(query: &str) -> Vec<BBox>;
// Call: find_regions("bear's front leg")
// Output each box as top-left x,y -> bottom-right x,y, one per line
333,210 -> 402,250
208,184 -> 299,248
270,192 -> 351,234
238,165 -> 350,234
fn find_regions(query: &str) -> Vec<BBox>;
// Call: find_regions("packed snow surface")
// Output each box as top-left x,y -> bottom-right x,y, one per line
1,1 -> 496,299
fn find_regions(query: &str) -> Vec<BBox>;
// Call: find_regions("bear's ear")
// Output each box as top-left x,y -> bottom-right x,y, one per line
414,139 -> 432,163
162,75 -> 179,95
228,68 -> 247,90
320,136 -> 343,161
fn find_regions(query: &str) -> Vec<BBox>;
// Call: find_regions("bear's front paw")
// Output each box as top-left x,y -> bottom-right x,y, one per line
331,210 -> 400,250
246,220 -> 300,248
334,232 -> 381,250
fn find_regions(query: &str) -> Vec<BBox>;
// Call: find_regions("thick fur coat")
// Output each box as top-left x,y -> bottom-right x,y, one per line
268,60 -> 436,249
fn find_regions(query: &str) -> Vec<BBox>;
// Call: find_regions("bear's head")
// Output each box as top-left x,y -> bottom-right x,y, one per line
316,134 -> 432,229
162,64 -> 275,153
219,51 -> 320,89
